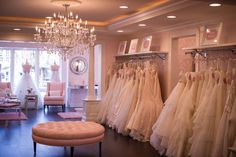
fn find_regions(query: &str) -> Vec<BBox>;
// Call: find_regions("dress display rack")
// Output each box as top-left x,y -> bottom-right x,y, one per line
183,43 -> 236,58
115,51 -> 168,62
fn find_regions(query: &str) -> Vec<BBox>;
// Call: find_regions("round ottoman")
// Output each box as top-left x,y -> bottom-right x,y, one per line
32,121 -> 105,157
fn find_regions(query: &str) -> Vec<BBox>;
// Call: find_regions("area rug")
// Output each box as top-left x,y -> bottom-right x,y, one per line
74,108 -> 84,112
57,112 -> 83,119
0,112 -> 28,120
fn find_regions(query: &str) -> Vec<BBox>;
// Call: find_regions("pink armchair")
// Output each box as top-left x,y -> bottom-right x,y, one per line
44,82 -> 65,111
0,82 -> 12,97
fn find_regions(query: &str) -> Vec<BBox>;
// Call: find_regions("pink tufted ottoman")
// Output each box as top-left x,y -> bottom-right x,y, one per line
32,121 -> 105,157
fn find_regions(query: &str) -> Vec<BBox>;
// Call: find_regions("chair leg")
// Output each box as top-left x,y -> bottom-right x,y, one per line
99,142 -> 102,157
33,142 -> 36,154
63,104 -> 65,112
70,147 -> 74,157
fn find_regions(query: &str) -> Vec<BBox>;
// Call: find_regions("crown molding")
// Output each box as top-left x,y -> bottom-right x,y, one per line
105,0 -> 170,25
0,16 -> 107,27
107,0 -> 201,30
127,18 -> 224,38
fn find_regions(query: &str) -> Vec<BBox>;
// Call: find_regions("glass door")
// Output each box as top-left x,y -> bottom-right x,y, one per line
0,49 -> 11,82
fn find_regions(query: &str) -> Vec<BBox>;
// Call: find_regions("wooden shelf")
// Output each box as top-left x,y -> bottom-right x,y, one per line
115,51 -> 168,60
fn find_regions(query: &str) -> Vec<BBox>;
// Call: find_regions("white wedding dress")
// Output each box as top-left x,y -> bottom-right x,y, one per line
212,70 -> 236,157
112,67 -> 137,135
150,72 -> 186,155
189,71 -> 227,157
14,62 -> 42,108
50,63 -> 60,82
166,72 -> 198,157
97,73 -> 117,124
127,61 -> 163,142
107,68 -> 126,127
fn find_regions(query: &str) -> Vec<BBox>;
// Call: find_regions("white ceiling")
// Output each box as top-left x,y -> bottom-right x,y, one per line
0,0 -> 156,21
0,0 -> 236,41
120,1 -> 236,33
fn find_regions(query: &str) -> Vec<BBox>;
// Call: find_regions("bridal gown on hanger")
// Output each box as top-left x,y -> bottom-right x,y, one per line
50,62 -> 60,82
150,71 -> 186,154
98,60 -> 164,142
111,66 -> 134,130
97,73 -> 117,124
195,72 -> 204,108
113,66 -> 138,135
189,69 -> 214,150
108,65 -> 133,129
107,67 -> 126,127
127,61 -> 163,142
189,71 -> 227,157
124,66 -> 142,133
14,61 -> 42,108
212,68 -> 236,157
166,72 -> 198,157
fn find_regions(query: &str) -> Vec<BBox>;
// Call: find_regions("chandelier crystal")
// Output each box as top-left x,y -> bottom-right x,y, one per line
34,0 -> 96,60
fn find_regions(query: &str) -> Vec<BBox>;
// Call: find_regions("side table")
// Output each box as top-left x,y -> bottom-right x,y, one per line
0,98 -> 21,125
25,94 -> 38,112
0,102 -> 21,118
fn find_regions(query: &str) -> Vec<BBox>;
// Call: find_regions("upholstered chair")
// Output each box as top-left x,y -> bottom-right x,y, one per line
0,82 -> 12,97
44,82 -> 65,111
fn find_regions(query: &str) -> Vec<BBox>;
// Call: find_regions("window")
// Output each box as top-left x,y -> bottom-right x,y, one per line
0,47 -> 61,91
0,49 -> 11,82
39,51 -> 60,88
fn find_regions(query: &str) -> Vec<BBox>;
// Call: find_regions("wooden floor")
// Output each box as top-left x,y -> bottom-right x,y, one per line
0,108 -> 160,157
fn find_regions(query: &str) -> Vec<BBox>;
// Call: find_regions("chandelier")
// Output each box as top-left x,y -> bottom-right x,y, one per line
34,0 -> 96,60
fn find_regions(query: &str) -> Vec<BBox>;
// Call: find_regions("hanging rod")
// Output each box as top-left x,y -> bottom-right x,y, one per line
115,51 -> 168,61
183,43 -> 236,57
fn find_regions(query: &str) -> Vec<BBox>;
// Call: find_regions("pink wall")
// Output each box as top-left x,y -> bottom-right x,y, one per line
171,36 -> 196,89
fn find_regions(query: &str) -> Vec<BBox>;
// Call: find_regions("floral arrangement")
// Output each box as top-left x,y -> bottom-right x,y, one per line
27,87 -> 33,94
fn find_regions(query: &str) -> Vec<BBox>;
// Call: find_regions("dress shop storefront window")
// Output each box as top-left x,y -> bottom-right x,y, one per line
0,48 -> 60,91
0,49 -> 11,82
39,51 -> 60,88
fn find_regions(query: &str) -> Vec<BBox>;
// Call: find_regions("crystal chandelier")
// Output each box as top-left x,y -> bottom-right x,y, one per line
34,0 -> 96,60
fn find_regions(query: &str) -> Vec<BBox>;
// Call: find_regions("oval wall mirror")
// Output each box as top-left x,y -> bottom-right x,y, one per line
70,56 -> 88,75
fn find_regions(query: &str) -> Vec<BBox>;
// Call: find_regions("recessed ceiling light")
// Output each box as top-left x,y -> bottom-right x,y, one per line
209,3 -> 222,7
138,24 -> 146,27
167,15 -> 176,19
13,28 -> 21,31
117,30 -> 124,33
119,5 -> 128,9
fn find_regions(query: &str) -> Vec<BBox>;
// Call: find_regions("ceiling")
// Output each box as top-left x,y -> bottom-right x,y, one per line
0,0 -> 236,41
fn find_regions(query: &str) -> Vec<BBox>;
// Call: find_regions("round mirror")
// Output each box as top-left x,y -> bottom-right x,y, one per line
70,56 -> 88,75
